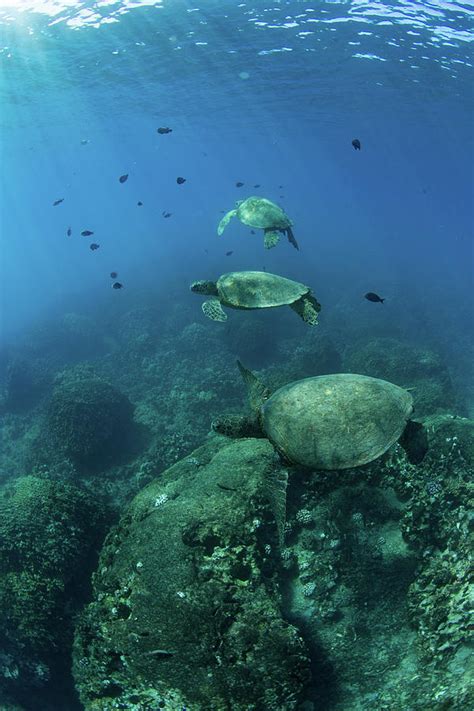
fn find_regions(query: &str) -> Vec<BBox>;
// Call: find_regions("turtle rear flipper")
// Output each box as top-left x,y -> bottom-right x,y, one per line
263,229 -> 281,249
237,360 -> 271,413
290,295 -> 321,326
286,226 -> 299,250
217,209 -> 237,236
202,300 -> 227,322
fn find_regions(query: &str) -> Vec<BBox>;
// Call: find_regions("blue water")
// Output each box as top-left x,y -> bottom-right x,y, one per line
1,1 -> 472,348
0,2 -> 473,709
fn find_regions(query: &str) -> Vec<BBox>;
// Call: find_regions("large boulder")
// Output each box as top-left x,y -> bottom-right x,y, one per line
73,437 -> 310,710
46,378 -> 134,469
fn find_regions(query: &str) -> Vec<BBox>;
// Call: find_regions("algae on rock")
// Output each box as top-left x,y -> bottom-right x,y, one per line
73,437 -> 310,711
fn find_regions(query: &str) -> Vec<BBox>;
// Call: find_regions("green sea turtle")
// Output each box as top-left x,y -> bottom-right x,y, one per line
190,270 -> 320,324
213,362 -> 427,470
217,196 -> 299,250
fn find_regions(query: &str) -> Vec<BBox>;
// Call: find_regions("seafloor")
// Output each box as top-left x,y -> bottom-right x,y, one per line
0,294 -> 472,711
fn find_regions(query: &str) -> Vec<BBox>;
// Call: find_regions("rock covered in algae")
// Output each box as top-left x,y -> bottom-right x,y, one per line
46,378 -> 134,468
73,437 -> 310,710
0,475 -> 105,700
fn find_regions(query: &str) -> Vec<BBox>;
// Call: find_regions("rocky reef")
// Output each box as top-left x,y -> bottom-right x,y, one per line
73,413 -> 473,710
0,297 -> 471,710
73,437 -> 310,710
44,378 -> 135,471
0,475 -> 106,709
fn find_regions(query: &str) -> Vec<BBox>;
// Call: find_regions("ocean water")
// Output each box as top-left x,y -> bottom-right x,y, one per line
0,2 -> 473,710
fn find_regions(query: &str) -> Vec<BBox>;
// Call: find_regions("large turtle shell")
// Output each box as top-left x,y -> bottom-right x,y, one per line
261,373 -> 413,470
236,196 -> 291,230
217,271 -> 309,309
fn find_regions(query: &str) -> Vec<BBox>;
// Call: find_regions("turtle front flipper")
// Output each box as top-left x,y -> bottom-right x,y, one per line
217,209 -> 237,236
286,226 -> 299,250
290,295 -> 321,326
263,229 -> 281,249
202,299 -> 227,322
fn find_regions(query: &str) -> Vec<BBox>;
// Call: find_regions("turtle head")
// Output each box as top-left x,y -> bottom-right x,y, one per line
190,280 -> 218,296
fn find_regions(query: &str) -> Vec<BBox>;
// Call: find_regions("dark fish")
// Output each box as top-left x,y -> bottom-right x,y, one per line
119,174 -> 128,183
352,138 -> 361,150
89,243 -> 100,251
176,177 -> 186,185
66,227 -> 72,237
162,211 -> 172,218
112,282 -> 123,289
110,271 -> 118,279
157,127 -> 172,134
278,185 -> 284,188
53,198 -> 64,206
137,201 -> 143,206
226,251 -> 233,256
80,139 -> 89,145
250,230 -> 256,234
235,182 -> 244,187
253,184 -> 261,188
81,230 -> 94,236
365,292 -> 384,303
204,249 -> 209,254
262,266 -> 266,271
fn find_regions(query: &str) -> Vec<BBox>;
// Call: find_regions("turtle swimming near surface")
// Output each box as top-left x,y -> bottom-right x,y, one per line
213,363 -> 427,470
190,270 -> 320,324
217,196 -> 299,250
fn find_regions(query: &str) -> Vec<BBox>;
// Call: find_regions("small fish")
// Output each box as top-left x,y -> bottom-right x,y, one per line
53,198 -> 64,206
80,139 -> 89,145
176,177 -> 186,185
90,243 -> 100,251
66,227 -> 72,237
112,281 -> 123,289
119,174 -> 128,184
162,211 -> 172,218
81,230 -> 94,236
278,185 -> 284,189
262,266 -> 266,271
110,271 -> 118,279
365,292 -> 384,303
235,181 -> 244,187
226,251 -> 233,256
352,138 -> 361,151
204,249 -> 209,254
137,201 -> 143,206
253,184 -> 261,188
157,127 -> 172,134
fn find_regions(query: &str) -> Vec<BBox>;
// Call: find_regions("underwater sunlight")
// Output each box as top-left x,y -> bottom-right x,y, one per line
0,1 -> 473,710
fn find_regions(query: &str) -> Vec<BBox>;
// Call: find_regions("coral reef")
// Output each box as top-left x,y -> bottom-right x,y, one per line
0,475 -> 106,707
45,378 -> 135,469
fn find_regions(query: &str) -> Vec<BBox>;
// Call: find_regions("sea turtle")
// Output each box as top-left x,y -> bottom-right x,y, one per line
213,362 -> 427,470
190,270 -> 321,324
217,196 -> 299,250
